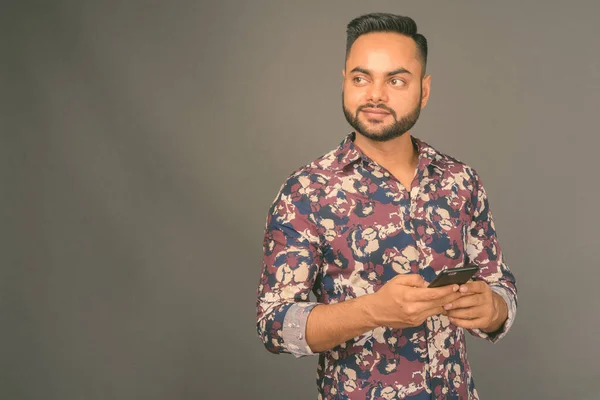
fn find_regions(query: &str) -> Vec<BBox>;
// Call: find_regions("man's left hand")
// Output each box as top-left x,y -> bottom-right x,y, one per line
443,280 -> 508,333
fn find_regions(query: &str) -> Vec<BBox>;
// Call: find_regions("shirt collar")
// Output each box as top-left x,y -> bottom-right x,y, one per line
330,132 -> 444,173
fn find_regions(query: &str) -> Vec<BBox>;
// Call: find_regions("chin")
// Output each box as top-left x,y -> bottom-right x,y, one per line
363,125 -> 392,136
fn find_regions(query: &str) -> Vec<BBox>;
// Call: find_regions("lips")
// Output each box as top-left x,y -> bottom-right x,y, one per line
361,108 -> 390,115
361,108 -> 391,119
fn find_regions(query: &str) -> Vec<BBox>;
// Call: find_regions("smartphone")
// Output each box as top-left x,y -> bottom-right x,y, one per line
428,265 -> 480,288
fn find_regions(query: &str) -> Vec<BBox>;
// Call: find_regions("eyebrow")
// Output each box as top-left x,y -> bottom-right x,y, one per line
349,66 -> 413,76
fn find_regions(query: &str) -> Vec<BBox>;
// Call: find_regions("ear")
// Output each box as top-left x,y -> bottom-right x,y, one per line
420,74 -> 432,108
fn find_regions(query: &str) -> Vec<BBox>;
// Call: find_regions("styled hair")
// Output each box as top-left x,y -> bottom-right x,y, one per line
346,13 -> 428,74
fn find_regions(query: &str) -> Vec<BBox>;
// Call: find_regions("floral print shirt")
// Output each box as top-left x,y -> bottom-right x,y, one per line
257,133 -> 517,399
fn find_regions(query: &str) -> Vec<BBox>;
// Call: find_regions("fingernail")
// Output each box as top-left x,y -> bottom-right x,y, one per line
452,285 -> 459,292
444,303 -> 452,310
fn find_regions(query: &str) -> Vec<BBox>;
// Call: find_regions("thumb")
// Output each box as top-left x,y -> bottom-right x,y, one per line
391,273 -> 426,288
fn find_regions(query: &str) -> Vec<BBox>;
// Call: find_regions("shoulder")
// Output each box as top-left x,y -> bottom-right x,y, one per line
277,147 -> 341,197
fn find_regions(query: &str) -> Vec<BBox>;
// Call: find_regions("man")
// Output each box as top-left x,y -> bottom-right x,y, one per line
256,13 -> 517,400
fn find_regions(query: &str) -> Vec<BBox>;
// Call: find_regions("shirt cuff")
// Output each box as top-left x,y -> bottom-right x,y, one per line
469,285 -> 517,343
281,302 -> 319,358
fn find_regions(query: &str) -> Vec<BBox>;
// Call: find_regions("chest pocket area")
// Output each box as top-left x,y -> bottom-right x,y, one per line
416,194 -> 469,267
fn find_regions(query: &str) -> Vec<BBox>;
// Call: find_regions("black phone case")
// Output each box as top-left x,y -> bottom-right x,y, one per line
428,266 -> 480,288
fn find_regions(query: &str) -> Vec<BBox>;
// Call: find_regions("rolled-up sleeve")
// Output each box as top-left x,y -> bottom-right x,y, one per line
465,170 -> 518,343
256,176 -> 322,356
281,303 -> 319,357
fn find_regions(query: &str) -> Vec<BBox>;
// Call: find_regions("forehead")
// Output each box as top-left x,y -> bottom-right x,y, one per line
346,32 -> 421,74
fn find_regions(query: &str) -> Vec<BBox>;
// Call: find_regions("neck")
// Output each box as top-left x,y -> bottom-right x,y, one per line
353,132 -> 418,172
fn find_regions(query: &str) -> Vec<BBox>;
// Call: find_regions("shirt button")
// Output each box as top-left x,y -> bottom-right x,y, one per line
384,172 -> 390,177
297,334 -> 303,340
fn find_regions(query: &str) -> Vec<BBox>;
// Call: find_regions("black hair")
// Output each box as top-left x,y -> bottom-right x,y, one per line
346,13 -> 428,74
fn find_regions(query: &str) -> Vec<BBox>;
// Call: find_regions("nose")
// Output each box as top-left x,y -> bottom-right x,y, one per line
366,81 -> 388,103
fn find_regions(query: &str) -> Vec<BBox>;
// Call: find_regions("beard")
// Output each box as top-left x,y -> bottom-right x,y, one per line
342,92 -> 422,142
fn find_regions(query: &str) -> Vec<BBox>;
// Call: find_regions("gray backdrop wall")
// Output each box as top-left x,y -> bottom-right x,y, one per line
3,1 -> 600,399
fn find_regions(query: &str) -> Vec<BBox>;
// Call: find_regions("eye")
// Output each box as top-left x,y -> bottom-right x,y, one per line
353,76 -> 367,84
390,78 -> 405,87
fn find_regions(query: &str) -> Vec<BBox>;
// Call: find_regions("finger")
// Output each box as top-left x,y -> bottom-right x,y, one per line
447,306 -> 485,320
437,291 -> 463,307
448,316 -> 487,330
459,280 -> 489,294
391,274 -> 427,288
409,284 -> 460,302
443,293 -> 483,310
420,295 -> 465,318
418,304 -> 449,321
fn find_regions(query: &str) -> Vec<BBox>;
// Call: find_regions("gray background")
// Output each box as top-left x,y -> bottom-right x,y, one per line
2,1 -> 599,399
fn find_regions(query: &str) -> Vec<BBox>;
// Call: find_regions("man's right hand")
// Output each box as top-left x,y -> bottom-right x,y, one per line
306,274 -> 463,353
368,274 -> 463,329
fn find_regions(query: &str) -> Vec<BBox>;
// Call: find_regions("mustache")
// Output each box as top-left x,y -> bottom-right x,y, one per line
357,103 -> 396,115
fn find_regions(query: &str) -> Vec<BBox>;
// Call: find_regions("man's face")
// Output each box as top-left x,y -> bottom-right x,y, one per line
342,32 -> 431,142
